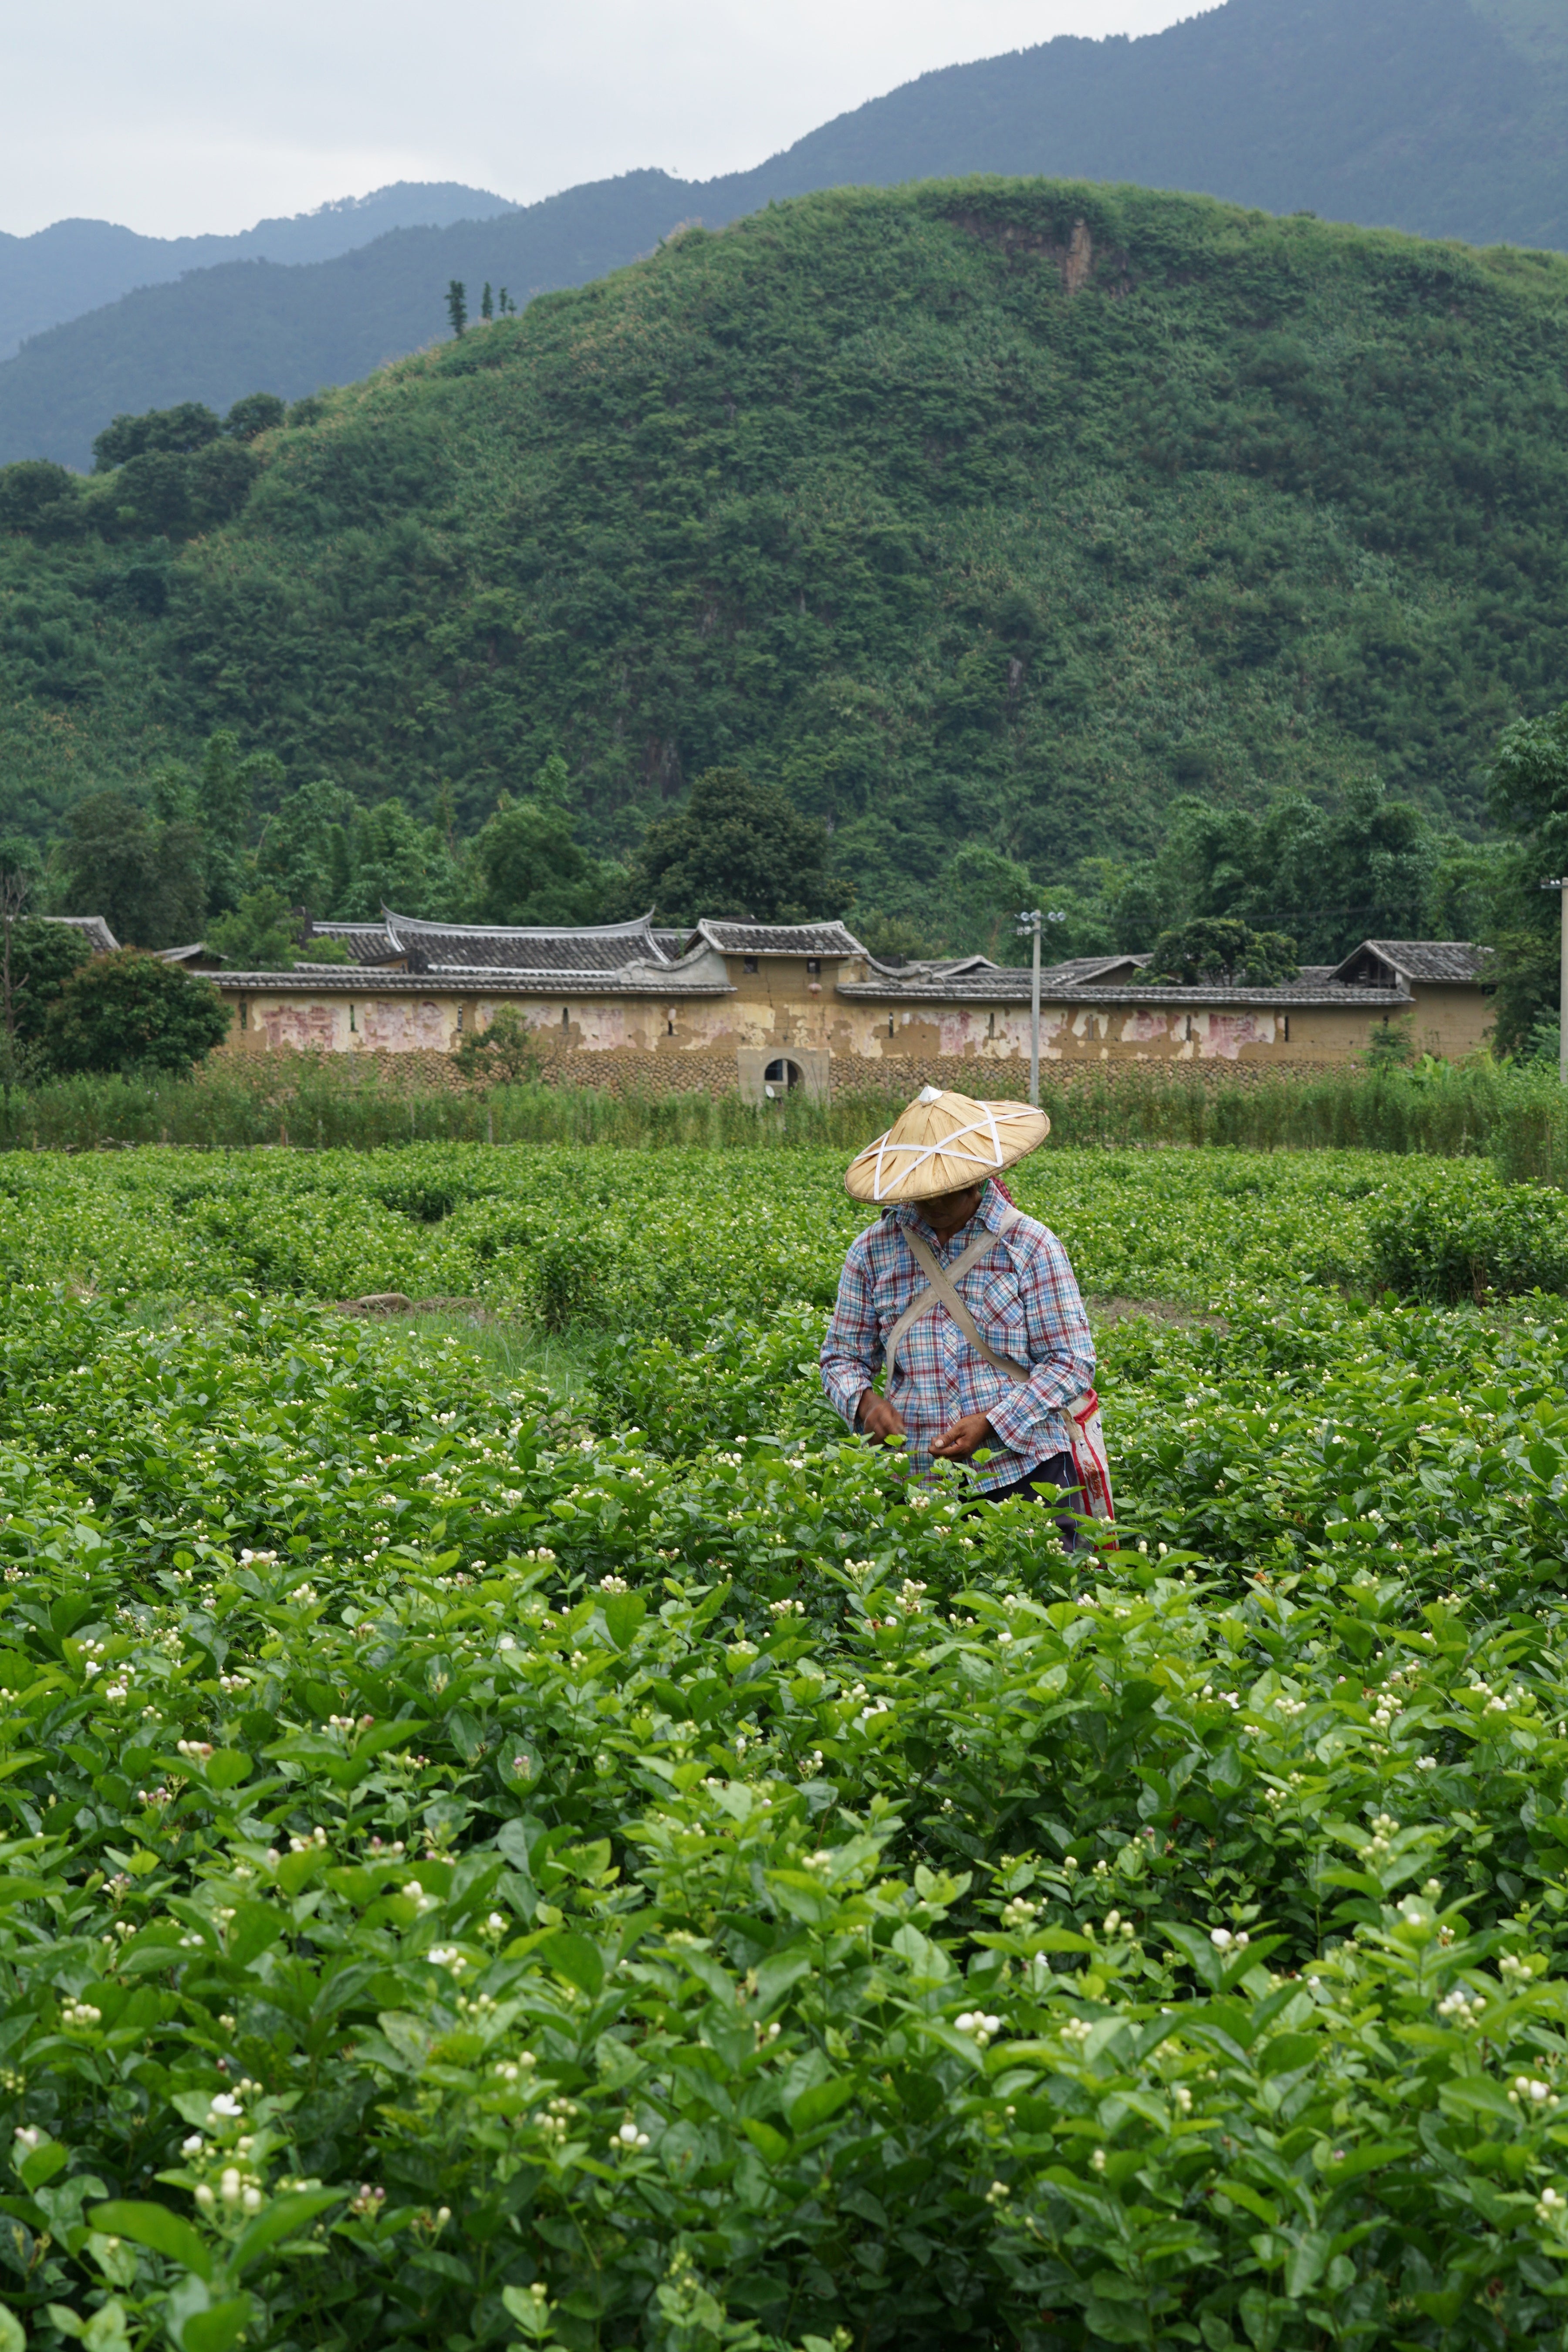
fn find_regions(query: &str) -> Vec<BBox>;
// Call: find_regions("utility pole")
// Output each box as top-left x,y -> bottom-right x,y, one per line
1542,879 -> 1568,1085
1017,909 -> 1042,1108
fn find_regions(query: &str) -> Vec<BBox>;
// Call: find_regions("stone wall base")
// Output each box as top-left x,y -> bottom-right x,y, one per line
201,1045 -> 1360,1104
520,1050 -> 1359,1101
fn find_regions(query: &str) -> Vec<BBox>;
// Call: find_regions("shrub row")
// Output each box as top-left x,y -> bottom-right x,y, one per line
4,1054 -> 1568,1173
6,1248 -> 1568,2349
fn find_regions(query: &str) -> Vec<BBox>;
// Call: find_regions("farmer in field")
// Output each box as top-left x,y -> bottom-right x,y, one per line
820,1086 -> 1101,1513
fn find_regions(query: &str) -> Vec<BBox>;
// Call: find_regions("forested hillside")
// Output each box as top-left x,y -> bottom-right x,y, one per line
0,176 -> 694,470
2,0 -> 1565,469
3,176 -> 1568,953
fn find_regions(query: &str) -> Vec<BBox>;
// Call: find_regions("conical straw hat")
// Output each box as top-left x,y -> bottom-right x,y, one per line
845,1086 -> 1049,1204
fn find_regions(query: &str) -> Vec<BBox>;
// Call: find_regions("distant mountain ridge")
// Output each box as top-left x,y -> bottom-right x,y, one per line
6,174 -> 1568,934
2,0 -> 1565,469
0,180 -> 517,360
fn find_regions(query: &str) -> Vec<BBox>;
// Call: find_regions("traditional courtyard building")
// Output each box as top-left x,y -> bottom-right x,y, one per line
50,911 -> 1495,1091
164,912 -> 1493,1093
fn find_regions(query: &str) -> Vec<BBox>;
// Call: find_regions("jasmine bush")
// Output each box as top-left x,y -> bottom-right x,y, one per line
5,1155 -> 1568,2348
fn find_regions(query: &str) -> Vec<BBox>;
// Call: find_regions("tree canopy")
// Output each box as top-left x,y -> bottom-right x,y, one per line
44,951 -> 230,1076
1146,916 -> 1300,987
1480,703 -> 1568,1051
628,768 -> 842,928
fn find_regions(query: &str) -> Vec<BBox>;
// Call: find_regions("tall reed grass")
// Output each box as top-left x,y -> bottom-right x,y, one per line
3,1054 -> 1567,1176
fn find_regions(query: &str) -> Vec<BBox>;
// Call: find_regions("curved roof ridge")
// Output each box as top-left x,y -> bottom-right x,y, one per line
695,917 -> 865,956
1331,937 -> 1492,985
383,907 -> 658,942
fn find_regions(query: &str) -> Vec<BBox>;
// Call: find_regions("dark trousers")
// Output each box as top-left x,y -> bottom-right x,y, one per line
975,1449 -> 1084,1545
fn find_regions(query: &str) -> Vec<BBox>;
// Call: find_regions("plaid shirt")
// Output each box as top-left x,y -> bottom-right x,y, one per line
820,1180 -> 1095,1495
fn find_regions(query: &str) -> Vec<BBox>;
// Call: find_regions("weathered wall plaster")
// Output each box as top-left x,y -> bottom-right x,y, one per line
216,954 -> 1489,1072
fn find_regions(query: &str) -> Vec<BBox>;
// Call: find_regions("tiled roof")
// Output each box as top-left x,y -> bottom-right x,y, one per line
305,923 -> 401,966
383,909 -> 669,973
838,968 -> 1413,1009
211,967 -> 732,997
841,936 -> 1490,1011
1040,952 -> 1150,985
865,951 -> 1148,987
1335,939 -> 1494,986
651,929 -> 693,959
698,919 -> 864,957
157,941 -> 208,964
45,914 -> 118,955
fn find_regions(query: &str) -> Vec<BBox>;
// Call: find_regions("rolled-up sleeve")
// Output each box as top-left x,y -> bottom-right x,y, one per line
820,1236 -> 882,1429
982,1228 -> 1095,1457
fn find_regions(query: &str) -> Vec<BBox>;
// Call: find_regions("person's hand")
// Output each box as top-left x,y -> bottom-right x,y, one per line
858,1389 -> 907,1444
931,1410 -> 993,1461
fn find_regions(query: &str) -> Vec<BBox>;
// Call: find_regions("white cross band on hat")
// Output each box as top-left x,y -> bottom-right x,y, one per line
869,1100 -> 1007,1203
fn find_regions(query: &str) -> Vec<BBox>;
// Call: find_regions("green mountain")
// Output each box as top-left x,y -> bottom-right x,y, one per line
0,182 -> 517,362
3,176 -> 1567,940
3,0 -> 1566,471
0,176 -> 693,472
745,0 -> 1568,246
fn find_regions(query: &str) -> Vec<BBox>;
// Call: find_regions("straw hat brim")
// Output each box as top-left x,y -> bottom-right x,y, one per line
845,1090 -> 1050,1203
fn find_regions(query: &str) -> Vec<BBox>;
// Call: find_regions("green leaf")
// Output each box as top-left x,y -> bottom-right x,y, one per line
1258,2032 -> 1321,2079
1313,2139 -> 1411,2183
347,1718 -> 429,1765
1085,2297 -> 1161,2345
179,2300 -> 252,2352
226,1901 -> 285,1968
741,2119 -> 790,2165
539,1931 -> 604,1998
0,2310 -> 28,2352
276,1848 -> 324,1896
1283,2232 -> 1329,2298
0,1881 -> 52,1910
231,2189 -> 341,2274
786,2078 -> 855,2133
501,2285 -> 555,2342
202,1751 -> 252,1792
1238,2286 -> 1288,2352
81,2305 -> 132,2352
17,2142 -> 67,2192
1218,2180 -> 1279,2228
89,2201 -> 213,2282
1440,2077 -> 1517,2123
602,1592 -> 647,1650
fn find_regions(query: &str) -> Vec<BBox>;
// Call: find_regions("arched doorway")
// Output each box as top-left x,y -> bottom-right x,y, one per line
764,1056 -> 803,1097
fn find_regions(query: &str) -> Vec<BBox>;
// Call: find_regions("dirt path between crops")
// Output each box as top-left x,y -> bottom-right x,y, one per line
1089,1295 -> 1227,1330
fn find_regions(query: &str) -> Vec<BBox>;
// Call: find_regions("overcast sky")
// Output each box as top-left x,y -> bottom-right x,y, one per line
0,0 -> 1212,240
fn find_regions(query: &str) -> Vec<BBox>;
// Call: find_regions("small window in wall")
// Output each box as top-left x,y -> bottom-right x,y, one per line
764,1057 -> 803,1091
348,1002 -> 356,1034
1283,1014 -> 1290,1042
666,1017 -> 675,1035
986,1011 -> 996,1039
1185,1016 -> 1193,1042
238,997 -> 248,1031
456,1003 -> 466,1031
561,1006 -> 570,1027
743,956 -> 759,974
806,958 -> 821,977
888,1013 -> 895,1038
